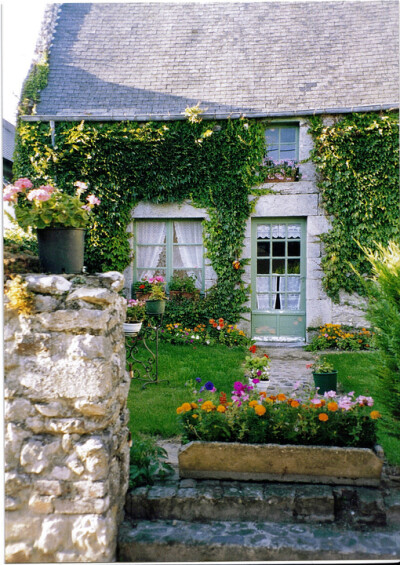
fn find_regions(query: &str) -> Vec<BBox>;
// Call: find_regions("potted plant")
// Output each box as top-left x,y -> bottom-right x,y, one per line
176,381 -> 383,485
3,178 -> 100,274
168,273 -> 199,299
145,276 -> 167,315
132,279 -> 153,300
307,357 -> 338,395
244,345 -> 270,391
262,159 -> 301,183
124,299 -> 146,335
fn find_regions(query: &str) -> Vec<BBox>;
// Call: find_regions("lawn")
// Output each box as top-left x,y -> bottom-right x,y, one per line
126,342 -> 247,438
325,351 -> 400,466
126,343 -> 400,466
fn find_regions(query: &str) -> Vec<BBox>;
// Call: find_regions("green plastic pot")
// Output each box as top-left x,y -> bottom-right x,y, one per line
145,299 -> 166,315
37,228 -> 85,274
313,371 -> 338,395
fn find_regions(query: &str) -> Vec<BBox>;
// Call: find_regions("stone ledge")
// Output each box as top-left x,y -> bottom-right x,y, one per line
178,442 -> 383,486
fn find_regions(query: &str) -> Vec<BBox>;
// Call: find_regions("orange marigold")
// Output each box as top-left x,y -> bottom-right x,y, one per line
201,401 -> 215,412
370,410 -> 381,420
277,393 -> 287,401
191,402 -> 198,409
319,413 -> 329,421
259,391 -> 267,398
254,404 -> 266,416
182,402 -> 192,412
217,405 -> 226,413
176,406 -> 184,414
192,414 -> 199,419
290,400 -> 300,408
249,400 -> 259,408
327,402 -> 338,412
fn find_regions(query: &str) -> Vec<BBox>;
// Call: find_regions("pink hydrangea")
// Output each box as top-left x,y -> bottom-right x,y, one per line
14,178 -> 33,190
3,185 -> 22,201
39,184 -> 56,194
27,189 -> 52,202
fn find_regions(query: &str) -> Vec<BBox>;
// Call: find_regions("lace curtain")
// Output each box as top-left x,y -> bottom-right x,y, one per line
174,221 -> 203,288
257,223 -> 301,239
136,222 -> 166,280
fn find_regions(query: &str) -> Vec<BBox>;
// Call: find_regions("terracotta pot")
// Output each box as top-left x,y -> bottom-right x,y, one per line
135,292 -> 151,300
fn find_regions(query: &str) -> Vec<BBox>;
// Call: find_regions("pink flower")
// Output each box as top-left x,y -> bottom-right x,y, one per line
86,194 -> 100,206
338,398 -> 354,411
81,204 -> 91,212
39,184 -> 56,194
356,395 -> 374,407
14,178 -> 33,190
252,378 -> 260,384
27,189 -> 52,202
3,185 -> 21,202
324,391 -> 337,398
74,181 -> 88,190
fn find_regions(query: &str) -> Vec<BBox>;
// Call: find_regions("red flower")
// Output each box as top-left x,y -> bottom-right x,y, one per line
264,354 -> 269,358
249,345 -> 257,354
139,284 -> 145,289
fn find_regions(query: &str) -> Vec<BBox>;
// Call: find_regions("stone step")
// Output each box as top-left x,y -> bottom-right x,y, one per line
117,517 -> 400,562
125,479 -> 400,527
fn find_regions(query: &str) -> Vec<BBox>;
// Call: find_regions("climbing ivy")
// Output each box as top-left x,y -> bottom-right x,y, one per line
308,112 -> 399,301
13,118 -> 267,321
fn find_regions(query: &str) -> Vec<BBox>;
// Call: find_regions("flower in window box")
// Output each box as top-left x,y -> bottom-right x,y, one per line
263,159 -> 301,182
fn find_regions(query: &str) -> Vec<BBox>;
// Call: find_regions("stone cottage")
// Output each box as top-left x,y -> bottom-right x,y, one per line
18,1 -> 399,343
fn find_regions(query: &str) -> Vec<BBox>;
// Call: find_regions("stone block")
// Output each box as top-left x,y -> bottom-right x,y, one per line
34,294 -> 60,312
5,496 -> 23,511
20,438 -> 62,474
307,298 -> 332,327
97,271 -> 125,292
66,287 -> 117,306
54,495 -> 110,514
307,214 -> 331,236
34,401 -> 65,417
37,308 -> 110,332
70,480 -> 109,498
71,514 -> 115,561
34,516 -> 70,555
294,485 -> 335,522
5,514 -> 42,542
5,398 -> 32,422
5,472 -> 30,495
26,274 -> 72,294
5,542 -> 33,563
254,193 -> 319,217
36,480 -> 63,497
5,424 -> 31,470
29,493 -> 54,514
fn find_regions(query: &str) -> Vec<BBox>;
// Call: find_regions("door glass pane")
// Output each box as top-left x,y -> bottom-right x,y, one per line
271,224 -> 286,238
272,241 -> 285,257
257,259 -> 270,275
257,225 -> 270,239
257,241 -> 270,257
288,241 -> 301,256
272,259 -> 285,274
288,259 -> 300,274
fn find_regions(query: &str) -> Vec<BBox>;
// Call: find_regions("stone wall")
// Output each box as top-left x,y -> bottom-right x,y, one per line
4,272 -> 130,563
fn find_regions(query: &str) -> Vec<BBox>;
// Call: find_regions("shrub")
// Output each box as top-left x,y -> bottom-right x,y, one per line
129,434 -> 174,489
363,241 -> 400,440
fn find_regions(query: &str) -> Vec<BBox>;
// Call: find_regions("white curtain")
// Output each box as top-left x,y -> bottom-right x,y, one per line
280,276 -> 301,310
271,224 -> 286,239
174,221 -> 203,288
257,224 -> 270,239
256,276 -> 278,310
287,224 -> 301,239
136,222 -> 166,280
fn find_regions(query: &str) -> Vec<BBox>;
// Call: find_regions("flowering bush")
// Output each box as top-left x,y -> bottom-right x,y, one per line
126,299 -> 146,322
263,159 -> 301,181
177,380 -> 380,448
132,280 -> 153,295
168,274 -> 198,293
306,323 -> 374,351
158,318 -> 252,347
133,276 -> 166,299
306,357 -> 335,373
244,345 -> 270,381
3,179 -> 100,229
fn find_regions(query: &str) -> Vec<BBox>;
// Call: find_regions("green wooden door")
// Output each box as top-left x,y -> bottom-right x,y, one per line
251,218 -> 306,341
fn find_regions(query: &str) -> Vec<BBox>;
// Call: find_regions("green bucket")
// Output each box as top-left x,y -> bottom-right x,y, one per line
313,371 -> 338,395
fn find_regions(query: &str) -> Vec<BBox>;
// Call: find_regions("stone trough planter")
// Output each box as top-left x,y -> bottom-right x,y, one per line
178,441 -> 384,486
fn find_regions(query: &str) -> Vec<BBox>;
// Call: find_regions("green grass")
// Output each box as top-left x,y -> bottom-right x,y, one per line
126,342 -> 247,438
325,351 -> 400,466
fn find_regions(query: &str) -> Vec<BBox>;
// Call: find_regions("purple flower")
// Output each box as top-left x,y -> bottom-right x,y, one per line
252,378 -> 260,384
256,370 -> 262,376
205,381 -> 215,391
195,378 -> 202,383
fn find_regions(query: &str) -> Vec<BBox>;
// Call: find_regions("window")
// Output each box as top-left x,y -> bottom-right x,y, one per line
265,124 -> 299,161
134,219 -> 204,291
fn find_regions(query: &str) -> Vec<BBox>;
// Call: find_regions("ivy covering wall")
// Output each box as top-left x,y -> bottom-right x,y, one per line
13,110 -> 399,320
309,112 -> 399,301
13,118 -> 267,321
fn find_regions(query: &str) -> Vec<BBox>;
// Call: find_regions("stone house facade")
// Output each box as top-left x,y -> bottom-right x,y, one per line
20,1 -> 399,343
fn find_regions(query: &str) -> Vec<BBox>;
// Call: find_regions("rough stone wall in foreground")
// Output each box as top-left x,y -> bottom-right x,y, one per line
4,272 -> 130,563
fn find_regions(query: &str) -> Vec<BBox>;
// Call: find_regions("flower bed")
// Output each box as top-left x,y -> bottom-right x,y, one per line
176,379 -> 383,485
306,323 -> 374,351
158,318 -> 252,347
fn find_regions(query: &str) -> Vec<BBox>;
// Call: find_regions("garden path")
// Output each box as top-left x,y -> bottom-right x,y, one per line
257,345 -> 315,395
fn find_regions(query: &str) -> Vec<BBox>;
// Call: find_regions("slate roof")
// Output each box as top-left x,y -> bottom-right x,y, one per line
30,1 -> 399,120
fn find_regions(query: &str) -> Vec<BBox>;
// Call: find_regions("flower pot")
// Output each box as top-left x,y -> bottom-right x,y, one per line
178,441 -> 383,486
123,321 -> 142,335
135,291 -> 151,300
145,299 -> 166,315
37,228 -> 85,274
313,371 -> 338,395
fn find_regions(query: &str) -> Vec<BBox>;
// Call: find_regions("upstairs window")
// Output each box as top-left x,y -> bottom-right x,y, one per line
265,124 -> 299,161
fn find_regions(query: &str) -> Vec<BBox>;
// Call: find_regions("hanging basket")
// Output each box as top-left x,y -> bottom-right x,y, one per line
145,300 -> 166,315
37,228 -> 85,274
